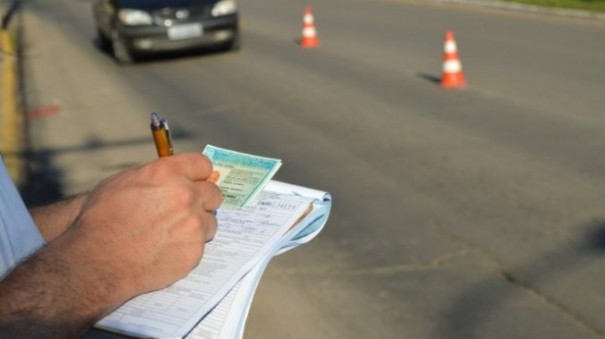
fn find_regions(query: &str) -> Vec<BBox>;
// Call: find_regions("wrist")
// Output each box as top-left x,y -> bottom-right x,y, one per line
30,193 -> 90,241
50,227 -> 135,310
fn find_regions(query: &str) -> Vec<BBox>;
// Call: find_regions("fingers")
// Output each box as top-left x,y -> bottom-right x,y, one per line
202,211 -> 218,241
208,170 -> 220,184
143,151 -> 222,212
196,180 -> 223,212
162,153 -> 214,181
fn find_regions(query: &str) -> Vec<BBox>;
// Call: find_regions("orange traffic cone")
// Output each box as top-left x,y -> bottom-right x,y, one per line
300,6 -> 319,48
440,30 -> 466,89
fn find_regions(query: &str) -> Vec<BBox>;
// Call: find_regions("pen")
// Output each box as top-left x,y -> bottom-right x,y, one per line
150,112 -> 174,157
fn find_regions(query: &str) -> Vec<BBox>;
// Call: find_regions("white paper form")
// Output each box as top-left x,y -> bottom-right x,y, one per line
185,258 -> 269,339
95,192 -> 314,338
185,205 -> 326,339
186,181 -> 332,339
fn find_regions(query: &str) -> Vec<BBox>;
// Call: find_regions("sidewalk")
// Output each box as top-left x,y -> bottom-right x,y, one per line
8,6 -> 160,204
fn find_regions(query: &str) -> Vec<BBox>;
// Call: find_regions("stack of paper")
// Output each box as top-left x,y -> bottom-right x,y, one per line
86,147 -> 331,339
185,181 -> 331,339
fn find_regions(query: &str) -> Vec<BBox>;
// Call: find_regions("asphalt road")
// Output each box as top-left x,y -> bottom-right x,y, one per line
18,0 -> 605,338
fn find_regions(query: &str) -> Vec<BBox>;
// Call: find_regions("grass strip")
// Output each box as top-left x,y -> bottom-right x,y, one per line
497,0 -> 605,12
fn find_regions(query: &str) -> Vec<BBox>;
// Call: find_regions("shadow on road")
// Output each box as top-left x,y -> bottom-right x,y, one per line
20,149 -> 65,207
417,72 -> 441,85
438,219 -> 605,338
18,119 -> 196,205
19,127 -> 195,206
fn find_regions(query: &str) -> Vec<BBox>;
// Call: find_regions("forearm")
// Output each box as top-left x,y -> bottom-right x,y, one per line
29,193 -> 88,242
0,230 -> 126,337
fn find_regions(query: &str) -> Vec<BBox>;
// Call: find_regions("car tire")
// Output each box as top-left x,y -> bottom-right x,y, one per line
97,28 -> 111,51
111,29 -> 134,64
224,31 -> 241,52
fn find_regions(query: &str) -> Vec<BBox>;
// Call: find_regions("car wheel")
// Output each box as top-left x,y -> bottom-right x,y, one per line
111,29 -> 134,64
97,28 -> 111,51
224,31 -> 241,52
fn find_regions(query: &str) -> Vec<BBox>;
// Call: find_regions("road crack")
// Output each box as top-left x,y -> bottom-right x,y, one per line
433,223 -> 605,338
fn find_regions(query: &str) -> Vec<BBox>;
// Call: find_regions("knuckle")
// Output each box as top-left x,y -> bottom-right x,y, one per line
143,159 -> 175,182
200,182 -> 223,210
215,187 -> 224,205
177,186 -> 197,206
199,155 -> 213,174
204,215 -> 218,240
165,184 -> 198,210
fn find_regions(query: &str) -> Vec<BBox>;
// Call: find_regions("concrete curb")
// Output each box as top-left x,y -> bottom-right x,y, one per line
442,0 -> 605,20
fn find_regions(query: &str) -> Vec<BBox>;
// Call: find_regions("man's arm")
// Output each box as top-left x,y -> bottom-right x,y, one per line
0,230 -> 124,337
0,153 -> 222,337
28,194 -> 88,242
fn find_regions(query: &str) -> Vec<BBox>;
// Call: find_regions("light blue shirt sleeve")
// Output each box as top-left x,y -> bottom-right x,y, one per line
0,156 -> 45,279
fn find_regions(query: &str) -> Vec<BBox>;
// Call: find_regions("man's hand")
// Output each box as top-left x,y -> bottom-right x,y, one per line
68,152 -> 223,301
0,153 -> 222,337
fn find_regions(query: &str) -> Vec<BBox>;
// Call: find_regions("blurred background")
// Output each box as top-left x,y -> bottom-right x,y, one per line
2,0 -> 605,338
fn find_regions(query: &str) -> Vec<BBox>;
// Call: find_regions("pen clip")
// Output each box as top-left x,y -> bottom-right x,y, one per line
161,119 -> 174,154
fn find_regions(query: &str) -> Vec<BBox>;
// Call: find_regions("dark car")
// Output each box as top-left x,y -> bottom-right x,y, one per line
93,0 -> 240,63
